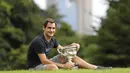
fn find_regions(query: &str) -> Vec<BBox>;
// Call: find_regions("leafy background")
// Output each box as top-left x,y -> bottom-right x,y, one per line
0,0 -> 130,70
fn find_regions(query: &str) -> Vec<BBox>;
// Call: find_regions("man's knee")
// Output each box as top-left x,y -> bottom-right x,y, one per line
46,64 -> 58,70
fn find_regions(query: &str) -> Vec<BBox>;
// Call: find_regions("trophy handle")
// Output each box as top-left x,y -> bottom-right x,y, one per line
57,48 -> 62,54
57,48 -> 67,56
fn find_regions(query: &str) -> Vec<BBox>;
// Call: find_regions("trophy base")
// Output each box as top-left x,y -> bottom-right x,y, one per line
73,66 -> 78,69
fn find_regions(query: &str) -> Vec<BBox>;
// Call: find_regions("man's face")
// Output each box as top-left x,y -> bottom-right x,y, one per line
44,22 -> 56,37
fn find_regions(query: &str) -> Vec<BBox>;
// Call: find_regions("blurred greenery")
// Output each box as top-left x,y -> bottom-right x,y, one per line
0,0 -> 130,70
95,0 -> 130,67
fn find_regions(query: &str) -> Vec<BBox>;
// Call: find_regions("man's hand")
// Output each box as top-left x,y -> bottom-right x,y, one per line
57,45 -> 64,49
71,43 -> 80,49
63,62 -> 75,69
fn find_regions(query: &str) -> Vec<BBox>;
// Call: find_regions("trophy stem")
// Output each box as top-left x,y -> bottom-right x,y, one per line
68,58 -> 72,63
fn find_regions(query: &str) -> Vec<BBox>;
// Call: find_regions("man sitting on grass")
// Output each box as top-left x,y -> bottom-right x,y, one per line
27,18 -> 112,70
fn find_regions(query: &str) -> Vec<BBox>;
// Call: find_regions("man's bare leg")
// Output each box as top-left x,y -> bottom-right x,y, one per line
72,56 -> 97,69
45,64 -> 59,70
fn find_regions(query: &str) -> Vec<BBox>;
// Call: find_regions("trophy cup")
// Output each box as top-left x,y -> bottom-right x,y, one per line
57,45 -> 79,69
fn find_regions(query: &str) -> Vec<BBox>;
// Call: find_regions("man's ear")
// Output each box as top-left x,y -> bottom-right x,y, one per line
43,27 -> 44,31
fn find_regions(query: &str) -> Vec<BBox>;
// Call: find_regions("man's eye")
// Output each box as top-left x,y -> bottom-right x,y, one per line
48,27 -> 51,29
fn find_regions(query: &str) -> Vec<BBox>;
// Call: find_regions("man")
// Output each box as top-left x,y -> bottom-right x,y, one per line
27,18 -> 112,70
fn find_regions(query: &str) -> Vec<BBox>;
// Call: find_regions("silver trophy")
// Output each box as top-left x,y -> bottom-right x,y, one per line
57,45 -> 79,69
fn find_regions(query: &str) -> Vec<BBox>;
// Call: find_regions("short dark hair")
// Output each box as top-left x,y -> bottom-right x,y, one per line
43,18 -> 56,28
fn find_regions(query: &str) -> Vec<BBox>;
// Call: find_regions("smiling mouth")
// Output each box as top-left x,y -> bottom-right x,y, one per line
49,32 -> 54,34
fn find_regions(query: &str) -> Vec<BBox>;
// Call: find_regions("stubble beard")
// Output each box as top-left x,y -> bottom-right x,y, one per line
47,32 -> 54,38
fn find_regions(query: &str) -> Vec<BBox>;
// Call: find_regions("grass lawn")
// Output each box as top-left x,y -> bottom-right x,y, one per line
0,68 -> 129,73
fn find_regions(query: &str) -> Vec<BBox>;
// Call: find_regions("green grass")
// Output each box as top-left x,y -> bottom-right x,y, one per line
0,68 -> 129,73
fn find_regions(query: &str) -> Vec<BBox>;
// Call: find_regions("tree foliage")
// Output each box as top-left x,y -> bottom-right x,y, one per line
0,0 -> 82,70
95,0 -> 130,67
2,0 -> 130,70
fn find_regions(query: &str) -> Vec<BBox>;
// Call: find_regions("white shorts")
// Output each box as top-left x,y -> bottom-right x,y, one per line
29,55 -> 67,70
29,64 -> 47,70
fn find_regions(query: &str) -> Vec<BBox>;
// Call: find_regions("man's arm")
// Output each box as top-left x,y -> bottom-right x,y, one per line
57,45 -> 63,49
